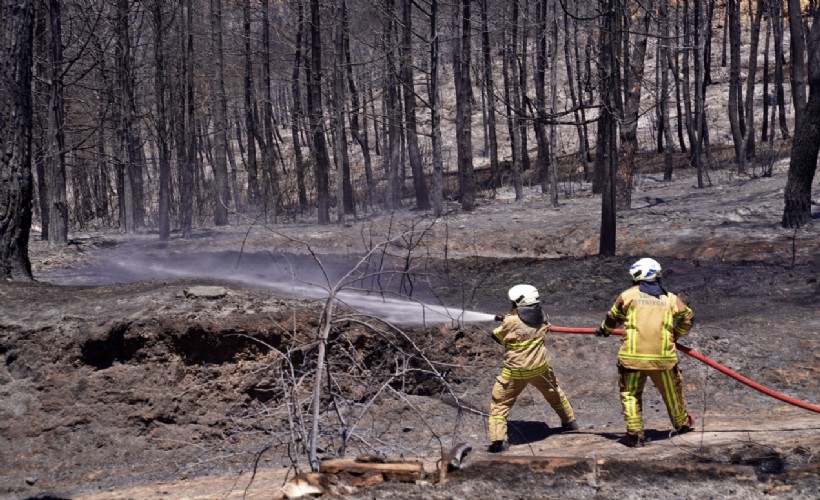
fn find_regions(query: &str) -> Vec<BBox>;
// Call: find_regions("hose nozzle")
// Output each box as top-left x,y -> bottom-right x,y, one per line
494,314 -> 505,322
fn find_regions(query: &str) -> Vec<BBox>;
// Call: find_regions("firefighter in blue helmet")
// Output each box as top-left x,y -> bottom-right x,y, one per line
487,284 -> 578,453
595,258 -> 695,447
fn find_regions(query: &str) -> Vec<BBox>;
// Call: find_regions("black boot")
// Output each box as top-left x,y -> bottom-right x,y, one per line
487,440 -> 509,453
561,420 -> 579,431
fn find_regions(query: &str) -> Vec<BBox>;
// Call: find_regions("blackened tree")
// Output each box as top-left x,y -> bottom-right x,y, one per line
0,0 -> 35,280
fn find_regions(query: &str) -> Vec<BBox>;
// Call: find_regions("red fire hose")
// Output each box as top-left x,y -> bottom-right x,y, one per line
548,325 -> 820,414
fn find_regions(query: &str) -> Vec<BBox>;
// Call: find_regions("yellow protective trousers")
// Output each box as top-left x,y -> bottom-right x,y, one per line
618,363 -> 689,437
488,366 -> 575,442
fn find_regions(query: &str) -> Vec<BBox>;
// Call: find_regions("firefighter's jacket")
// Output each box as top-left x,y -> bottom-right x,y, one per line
493,311 -> 551,379
601,285 -> 694,370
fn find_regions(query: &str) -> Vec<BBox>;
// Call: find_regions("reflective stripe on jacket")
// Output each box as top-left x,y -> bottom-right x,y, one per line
603,285 -> 694,370
493,312 -> 551,379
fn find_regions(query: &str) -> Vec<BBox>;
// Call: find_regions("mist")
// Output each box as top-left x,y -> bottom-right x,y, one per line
37,247 -> 496,326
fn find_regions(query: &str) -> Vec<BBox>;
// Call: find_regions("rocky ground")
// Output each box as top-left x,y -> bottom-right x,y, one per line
2,159 -> 819,499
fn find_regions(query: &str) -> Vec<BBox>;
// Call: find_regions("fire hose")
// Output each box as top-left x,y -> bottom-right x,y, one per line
546,324 -> 820,414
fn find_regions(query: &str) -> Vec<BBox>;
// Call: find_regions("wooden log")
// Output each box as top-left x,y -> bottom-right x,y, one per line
319,458 -> 423,482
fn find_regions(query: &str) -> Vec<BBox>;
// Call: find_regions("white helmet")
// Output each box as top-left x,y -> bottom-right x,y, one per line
508,284 -> 540,307
630,258 -> 662,282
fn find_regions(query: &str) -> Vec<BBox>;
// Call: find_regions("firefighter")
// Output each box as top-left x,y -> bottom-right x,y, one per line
595,258 -> 695,447
488,284 -> 578,453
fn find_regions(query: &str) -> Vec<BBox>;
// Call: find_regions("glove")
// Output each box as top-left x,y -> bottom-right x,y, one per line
595,327 -> 610,338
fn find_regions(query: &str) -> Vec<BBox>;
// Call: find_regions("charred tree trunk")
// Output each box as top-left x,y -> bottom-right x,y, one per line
455,0 -> 475,210
308,0 -> 331,224
727,0 -> 744,167
770,0 -> 789,138
693,0 -> 705,187
401,0 -> 430,210
243,0 -> 260,206
534,0 -> 549,195
599,0 -> 621,256
333,0 -> 354,218
180,0 -> 196,237
787,0 -> 807,125
45,0 -> 67,247
480,0 -> 500,190
114,0 -> 144,233
660,0 -> 675,180
384,0 -> 401,210
210,0 -> 230,225
430,0 -> 444,216
152,1 -> 171,240
344,8 -> 372,200
292,2 -> 308,211
616,0 -> 655,210
0,0 -> 35,280
547,8 -> 559,206
504,1 -> 523,200
261,0 -> 280,215
682,0 -> 698,160
782,9 -> 820,228
740,0 -> 765,170
563,7 -> 589,181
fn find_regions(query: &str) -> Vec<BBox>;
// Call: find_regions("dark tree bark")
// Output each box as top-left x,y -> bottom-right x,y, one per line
209,0 -> 230,225
692,0 -> 705,187
455,0 -> 476,211
762,11 -> 771,143
114,0 -> 144,233
0,0 -> 35,280
45,0 -> 67,247
344,6 -> 372,200
400,0 -> 430,210
672,2 -> 688,154
93,38 -> 111,223
660,0 -> 675,180
179,0 -> 196,237
261,0 -> 280,214
547,6 -> 559,206
563,6 -> 589,181
727,0 -> 743,165
770,0 -> 789,138
703,0 -> 715,85
429,0 -> 444,216
740,0 -> 765,171
616,0 -> 655,210
534,0 -> 549,194
782,9 -> 820,228
682,0 -> 698,159
503,1 -> 523,200
243,0 -> 260,206
599,0 -> 621,256
151,1 -> 172,240
518,0 -> 530,174
308,0 -> 331,223
787,0 -> 807,125
384,0 -> 401,210
33,9 -> 49,240
333,0 -> 354,218
480,0 -> 500,189
291,2 -> 308,211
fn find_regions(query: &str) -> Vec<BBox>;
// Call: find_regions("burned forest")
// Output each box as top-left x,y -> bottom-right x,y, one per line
1,0 -> 819,499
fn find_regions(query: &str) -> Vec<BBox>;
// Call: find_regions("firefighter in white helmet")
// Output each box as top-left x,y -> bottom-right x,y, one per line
487,284 -> 578,453
595,258 -> 695,447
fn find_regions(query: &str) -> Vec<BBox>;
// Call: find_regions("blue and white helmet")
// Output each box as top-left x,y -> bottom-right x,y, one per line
630,258 -> 662,282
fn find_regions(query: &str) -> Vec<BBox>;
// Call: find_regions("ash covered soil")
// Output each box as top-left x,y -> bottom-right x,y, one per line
2,161 -> 819,499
